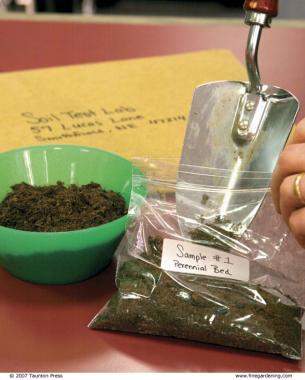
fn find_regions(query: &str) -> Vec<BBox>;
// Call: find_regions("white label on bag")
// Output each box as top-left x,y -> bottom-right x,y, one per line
161,239 -> 249,282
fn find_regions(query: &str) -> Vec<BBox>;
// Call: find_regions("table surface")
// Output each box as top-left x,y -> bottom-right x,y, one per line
0,16 -> 305,373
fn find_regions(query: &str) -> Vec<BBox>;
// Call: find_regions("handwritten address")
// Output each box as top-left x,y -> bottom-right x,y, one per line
19,105 -> 186,142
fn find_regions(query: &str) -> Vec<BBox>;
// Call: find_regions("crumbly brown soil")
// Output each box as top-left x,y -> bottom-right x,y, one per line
0,182 -> 126,232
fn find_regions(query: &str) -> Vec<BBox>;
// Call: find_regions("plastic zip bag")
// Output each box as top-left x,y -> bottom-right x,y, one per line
89,159 -> 303,360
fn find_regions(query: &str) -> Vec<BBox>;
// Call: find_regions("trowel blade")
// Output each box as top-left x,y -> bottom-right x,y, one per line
176,80 -> 299,237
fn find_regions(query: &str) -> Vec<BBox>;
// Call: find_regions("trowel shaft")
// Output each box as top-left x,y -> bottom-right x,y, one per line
246,24 -> 262,93
243,0 -> 278,94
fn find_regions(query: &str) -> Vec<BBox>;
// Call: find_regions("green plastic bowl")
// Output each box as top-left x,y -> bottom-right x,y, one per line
0,145 -> 145,285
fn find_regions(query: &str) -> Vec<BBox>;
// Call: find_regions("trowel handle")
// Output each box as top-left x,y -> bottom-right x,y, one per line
244,0 -> 278,17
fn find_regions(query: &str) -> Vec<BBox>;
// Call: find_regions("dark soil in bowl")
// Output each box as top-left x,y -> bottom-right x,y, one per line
0,182 -> 126,232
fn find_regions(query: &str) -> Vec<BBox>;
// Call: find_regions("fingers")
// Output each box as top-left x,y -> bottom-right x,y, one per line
289,118 -> 305,145
278,173 -> 305,224
271,143 -> 305,213
271,118 -> 305,248
289,207 -> 305,248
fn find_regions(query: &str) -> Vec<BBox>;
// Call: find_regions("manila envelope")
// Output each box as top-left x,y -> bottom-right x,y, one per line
0,49 -> 246,159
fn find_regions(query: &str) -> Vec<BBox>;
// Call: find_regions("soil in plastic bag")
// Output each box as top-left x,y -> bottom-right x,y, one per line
89,236 -> 303,360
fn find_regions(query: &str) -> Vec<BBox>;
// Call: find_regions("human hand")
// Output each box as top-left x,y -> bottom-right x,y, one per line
271,118 -> 305,248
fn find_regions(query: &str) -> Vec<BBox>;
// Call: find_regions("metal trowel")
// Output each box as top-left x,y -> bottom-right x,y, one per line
176,0 -> 299,238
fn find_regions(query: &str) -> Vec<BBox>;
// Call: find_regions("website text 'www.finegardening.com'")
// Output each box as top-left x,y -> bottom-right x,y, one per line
236,374 -> 293,379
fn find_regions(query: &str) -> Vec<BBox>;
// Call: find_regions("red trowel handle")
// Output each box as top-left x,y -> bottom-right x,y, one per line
244,0 -> 278,17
